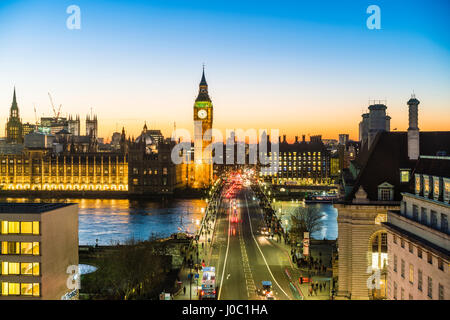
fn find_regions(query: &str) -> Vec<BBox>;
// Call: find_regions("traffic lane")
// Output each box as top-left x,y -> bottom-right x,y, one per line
212,198 -> 231,299
217,221 -> 248,300
244,195 -> 295,289
240,189 -> 292,300
216,197 -> 249,300
244,193 -> 298,300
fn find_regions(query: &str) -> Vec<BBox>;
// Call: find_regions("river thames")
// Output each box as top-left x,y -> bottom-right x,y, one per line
1,198 -> 337,245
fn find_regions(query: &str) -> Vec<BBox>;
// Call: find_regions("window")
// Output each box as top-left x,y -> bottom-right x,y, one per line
418,248 -> 422,259
421,208 -> 428,225
21,242 -> 33,255
393,235 -> 397,244
393,255 -> 397,272
0,221 -> 39,234
1,221 -> 7,234
32,221 -> 39,235
401,259 -> 405,278
393,282 -> 397,300
409,242 -> 414,254
400,170 -> 410,183
439,284 -> 444,300
441,214 -> 448,234
1,282 -> 39,297
20,222 -> 32,234
1,241 -> 39,255
401,287 -> 405,300
438,259 -> 444,271
7,222 -> 19,234
380,188 -> 392,201
401,239 -> 405,248
20,263 -> 39,276
430,211 -> 437,229
412,205 -> 419,221
21,283 -> 33,296
444,179 -> 450,203
418,270 -> 423,291
409,264 -> 414,284
428,277 -> 433,299
427,252 -> 432,265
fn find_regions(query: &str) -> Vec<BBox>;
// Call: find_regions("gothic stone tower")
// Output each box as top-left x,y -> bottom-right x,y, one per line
6,88 -> 23,143
86,114 -> 98,138
193,67 -> 213,188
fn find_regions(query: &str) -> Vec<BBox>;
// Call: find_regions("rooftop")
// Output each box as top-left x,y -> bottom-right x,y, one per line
0,203 -> 74,214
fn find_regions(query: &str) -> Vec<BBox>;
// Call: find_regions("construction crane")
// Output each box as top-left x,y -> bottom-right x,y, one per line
33,104 -> 39,131
48,92 -> 62,122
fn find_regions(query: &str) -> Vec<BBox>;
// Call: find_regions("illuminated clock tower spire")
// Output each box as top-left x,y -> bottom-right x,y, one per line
193,65 -> 213,188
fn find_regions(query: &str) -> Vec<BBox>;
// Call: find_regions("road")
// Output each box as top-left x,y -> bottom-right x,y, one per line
209,186 -> 299,300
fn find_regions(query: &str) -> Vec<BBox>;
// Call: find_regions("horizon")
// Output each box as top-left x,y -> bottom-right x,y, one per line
1,0 -> 449,141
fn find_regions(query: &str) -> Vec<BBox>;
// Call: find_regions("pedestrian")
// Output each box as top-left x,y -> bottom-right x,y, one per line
309,286 -> 313,297
183,286 -> 186,295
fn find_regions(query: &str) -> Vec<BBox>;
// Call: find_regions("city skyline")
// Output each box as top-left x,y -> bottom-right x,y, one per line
1,0 -> 450,141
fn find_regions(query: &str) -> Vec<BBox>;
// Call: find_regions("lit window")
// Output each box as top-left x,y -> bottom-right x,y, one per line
1,221 -> 7,234
32,221 -> 40,235
409,264 -> 414,283
33,242 -> 39,255
400,170 -> 410,183
21,222 -> 33,234
8,283 -> 20,296
21,283 -> 33,296
8,222 -> 19,234
21,242 -> 33,255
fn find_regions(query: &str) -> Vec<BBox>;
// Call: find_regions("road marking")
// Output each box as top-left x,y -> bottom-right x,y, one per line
244,193 -> 291,300
218,200 -> 232,300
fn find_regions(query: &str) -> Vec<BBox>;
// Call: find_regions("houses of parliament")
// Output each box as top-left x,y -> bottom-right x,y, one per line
0,70 -> 217,196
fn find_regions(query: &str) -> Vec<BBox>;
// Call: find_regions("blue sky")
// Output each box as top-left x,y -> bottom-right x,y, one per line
0,0 -> 449,140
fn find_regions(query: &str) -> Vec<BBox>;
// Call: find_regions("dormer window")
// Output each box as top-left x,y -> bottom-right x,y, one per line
423,175 -> 430,198
433,176 -> 440,201
400,169 -> 410,183
378,182 -> 394,201
444,178 -> 450,203
415,174 -> 421,195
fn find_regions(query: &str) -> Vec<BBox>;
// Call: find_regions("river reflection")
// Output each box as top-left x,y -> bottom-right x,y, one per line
77,199 -> 206,245
1,197 -> 206,245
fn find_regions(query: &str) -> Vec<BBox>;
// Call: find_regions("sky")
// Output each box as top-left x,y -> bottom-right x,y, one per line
0,0 -> 449,142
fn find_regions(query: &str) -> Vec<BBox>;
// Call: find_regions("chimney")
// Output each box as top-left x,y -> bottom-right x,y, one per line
282,135 -> 287,143
302,135 -> 306,143
407,94 -> 420,160
295,136 -> 298,143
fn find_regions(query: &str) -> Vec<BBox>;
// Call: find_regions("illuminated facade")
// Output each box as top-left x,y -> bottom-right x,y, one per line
0,203 -> 78,299
193,67 -> 213,188
5,88 -> 23,144
0,149 -> 128,192
260,135 -> 331,185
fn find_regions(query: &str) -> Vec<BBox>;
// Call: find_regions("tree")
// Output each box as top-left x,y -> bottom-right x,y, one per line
81,238 -> 170,300
289,206 -> 324,243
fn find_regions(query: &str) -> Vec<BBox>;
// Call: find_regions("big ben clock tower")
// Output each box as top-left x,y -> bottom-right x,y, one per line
193,66 -> 213,188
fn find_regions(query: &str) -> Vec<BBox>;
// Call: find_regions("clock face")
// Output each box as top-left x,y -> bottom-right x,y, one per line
197,109 -> 207,119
